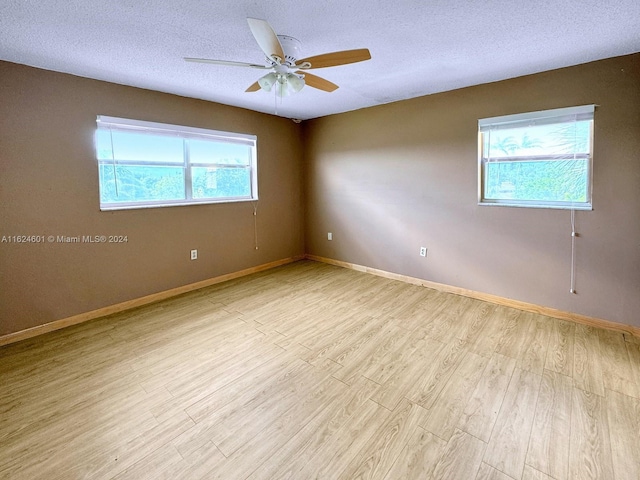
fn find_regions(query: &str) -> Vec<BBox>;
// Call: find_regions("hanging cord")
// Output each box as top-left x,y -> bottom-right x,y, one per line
570,208 -> 576,294
274,86 -> 278,116
569,117 -> 579,294
109,128 -> 119,197
253,201 -> 259,250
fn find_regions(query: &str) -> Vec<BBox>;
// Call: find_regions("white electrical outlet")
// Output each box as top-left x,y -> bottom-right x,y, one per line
420,247 -> 427,257
328,232 -> 333,240
190,249 -> 198,260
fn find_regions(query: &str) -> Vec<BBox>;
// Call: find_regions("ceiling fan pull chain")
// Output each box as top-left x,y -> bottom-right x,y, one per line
274,87 -> 278,115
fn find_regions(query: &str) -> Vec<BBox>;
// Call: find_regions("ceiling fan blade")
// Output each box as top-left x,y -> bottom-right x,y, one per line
296,48 -> 371,69
247,18 -> 285,61
184,58 -> 269,69
297,71 -> 339,92
245,81 -> 261,92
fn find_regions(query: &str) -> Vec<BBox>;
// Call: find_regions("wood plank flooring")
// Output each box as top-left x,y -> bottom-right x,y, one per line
1,260 -> 639,479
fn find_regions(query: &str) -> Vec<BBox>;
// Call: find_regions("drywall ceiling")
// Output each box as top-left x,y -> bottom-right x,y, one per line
1,0 -> 639,120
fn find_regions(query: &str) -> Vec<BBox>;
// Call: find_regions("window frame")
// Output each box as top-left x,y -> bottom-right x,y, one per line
96,116 -> 258,211
478,105 -> 595,210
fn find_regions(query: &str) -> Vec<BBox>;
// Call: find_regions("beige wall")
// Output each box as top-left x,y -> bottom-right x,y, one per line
304,54 -> 640,328
2,54 -> 639,337
0,61 -> 304,336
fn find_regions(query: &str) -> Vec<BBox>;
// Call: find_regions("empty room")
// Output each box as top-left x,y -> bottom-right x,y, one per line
1,1 -> 639,479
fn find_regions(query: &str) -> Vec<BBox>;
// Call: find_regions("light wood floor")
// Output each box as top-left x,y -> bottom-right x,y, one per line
1,260 -> 639,480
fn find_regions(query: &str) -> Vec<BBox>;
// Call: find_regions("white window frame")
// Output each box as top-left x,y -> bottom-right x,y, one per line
96,116 -> 258,211
478,105 -> 595,210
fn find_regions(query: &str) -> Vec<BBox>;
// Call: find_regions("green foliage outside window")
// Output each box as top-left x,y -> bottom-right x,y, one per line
96,116 -> 256,209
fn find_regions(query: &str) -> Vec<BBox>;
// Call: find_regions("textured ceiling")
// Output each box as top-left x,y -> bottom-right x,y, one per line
1,0 -> 639,120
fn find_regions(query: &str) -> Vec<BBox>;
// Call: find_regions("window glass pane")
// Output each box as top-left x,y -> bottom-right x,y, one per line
189,139 -> 251,165
485,120 -> 591,159
96,116 -> 257,209
99,165 -> 185,203
484,159 -> 589,202
97,129 -> 183,164
191,167 -> 251,199
96,129 -> 115,161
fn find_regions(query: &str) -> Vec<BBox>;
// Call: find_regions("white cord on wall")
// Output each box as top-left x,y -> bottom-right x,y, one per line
569,118 -> 579,295
570,208 -> 576,294
253,201 -> 259,250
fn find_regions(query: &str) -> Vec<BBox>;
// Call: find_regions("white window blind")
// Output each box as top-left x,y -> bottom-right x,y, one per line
95,116 -> 257,210
478,105 -> 595,210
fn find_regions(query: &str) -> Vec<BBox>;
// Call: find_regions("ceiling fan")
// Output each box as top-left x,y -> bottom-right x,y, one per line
185,18 -> 371,97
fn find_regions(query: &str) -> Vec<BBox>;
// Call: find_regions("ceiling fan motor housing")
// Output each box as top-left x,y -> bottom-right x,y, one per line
276,35 -> 302,65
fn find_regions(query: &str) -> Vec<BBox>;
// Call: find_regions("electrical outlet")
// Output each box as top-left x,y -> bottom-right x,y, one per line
328,232 -> 332,240
419,247 -> 427,257
190,249 -> 197,260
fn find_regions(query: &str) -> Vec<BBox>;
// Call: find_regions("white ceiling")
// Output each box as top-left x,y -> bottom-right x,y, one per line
2,0 -> 639,120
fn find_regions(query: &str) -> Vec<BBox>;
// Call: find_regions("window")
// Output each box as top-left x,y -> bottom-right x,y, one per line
478,105 -> 594,209
95,116 -> 257,210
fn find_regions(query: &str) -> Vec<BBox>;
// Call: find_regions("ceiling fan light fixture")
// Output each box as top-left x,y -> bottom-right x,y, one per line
258,72 -> 277,92
287,73 -> 305,93
262,72 -> 305,97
